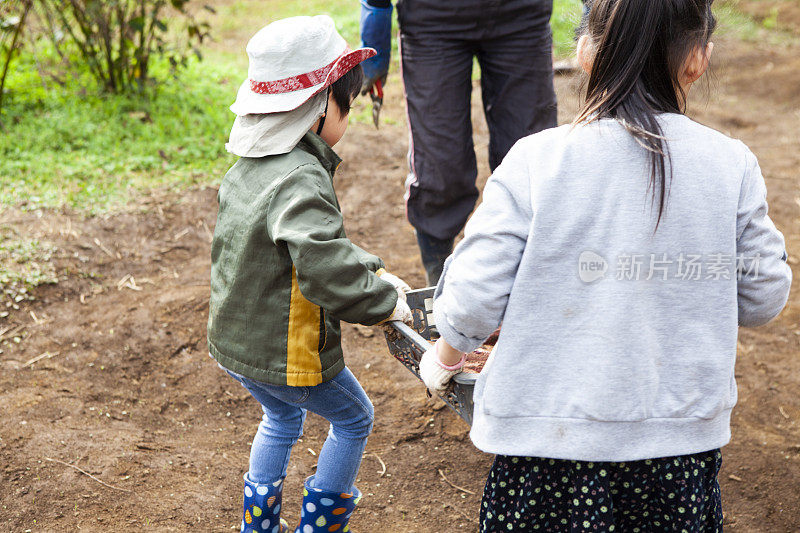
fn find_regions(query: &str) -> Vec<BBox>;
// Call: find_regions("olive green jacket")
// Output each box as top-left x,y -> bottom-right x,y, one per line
208,132 -> 398,385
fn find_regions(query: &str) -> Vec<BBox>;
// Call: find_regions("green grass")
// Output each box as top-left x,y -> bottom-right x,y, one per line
217,0 -> 363,46
552,0 -> 585,57
0,50 -> 238,212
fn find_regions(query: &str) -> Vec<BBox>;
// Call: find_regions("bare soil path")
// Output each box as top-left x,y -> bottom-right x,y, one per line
1,37 -> 799,532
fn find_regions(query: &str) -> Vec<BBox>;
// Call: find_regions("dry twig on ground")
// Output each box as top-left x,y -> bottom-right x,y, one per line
438,468 -> 476,495
22,351 -> 60,367
45,457 -> 131,492
116,274 -> 142,291
0,324 -> 25,342
93,238 -> 114,257
365,452 -> 387,477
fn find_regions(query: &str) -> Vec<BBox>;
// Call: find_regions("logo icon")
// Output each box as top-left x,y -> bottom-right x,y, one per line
578,251 -> 608,283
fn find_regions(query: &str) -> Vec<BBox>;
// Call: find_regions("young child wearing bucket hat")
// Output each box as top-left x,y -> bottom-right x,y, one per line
208,15 -> 413,533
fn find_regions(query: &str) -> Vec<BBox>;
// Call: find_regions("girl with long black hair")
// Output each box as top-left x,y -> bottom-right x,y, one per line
417,0 -> 792,530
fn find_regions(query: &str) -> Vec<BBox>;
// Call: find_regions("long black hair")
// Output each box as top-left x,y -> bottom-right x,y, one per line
576,0 -> 716,228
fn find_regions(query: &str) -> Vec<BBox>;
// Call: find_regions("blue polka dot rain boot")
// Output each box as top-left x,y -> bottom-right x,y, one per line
294,475 -> 361,533
241,473 -> 291,533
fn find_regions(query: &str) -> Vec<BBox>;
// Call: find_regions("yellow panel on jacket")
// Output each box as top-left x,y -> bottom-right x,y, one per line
287,267 -> 324,386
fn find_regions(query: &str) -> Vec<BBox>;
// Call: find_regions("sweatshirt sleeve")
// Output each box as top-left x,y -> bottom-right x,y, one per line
433,143 -> 532,353
736,149 -> 792,327
266,164 -> 398,325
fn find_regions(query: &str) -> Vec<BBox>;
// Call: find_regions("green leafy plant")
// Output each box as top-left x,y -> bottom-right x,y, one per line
36,0 -> 214,93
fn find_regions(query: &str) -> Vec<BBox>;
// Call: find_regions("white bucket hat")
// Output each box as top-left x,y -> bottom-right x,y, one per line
230,15 -> 376,116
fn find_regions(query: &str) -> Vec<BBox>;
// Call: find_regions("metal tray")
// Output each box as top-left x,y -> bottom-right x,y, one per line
383,288 -> 477,425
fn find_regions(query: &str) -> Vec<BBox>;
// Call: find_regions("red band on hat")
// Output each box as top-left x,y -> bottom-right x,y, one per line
250,48 -> 355,95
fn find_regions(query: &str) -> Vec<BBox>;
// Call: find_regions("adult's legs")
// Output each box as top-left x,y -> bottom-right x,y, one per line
477,9 -> 558,172
399,32 -> 478,283
415,230 -> 455,286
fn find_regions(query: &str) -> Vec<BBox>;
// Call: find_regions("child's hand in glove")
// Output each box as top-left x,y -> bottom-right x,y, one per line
377,269 -> 412,300
379,297 -> 413,325
419,338 -> 466,392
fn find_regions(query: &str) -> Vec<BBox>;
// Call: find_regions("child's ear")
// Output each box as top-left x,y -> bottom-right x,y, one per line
576,35 -> 594,75
685,41 -> 714,84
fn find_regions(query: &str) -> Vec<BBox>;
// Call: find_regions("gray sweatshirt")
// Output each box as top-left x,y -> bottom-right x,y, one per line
433,114 -> 792,462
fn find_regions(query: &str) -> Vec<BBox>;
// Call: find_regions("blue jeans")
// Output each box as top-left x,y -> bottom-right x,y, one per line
224,366 -> 374,494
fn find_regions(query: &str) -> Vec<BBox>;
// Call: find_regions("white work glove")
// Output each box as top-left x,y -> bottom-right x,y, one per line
419,339 -> 466,392
380,297 -> 413,325
377,269 -> 412,301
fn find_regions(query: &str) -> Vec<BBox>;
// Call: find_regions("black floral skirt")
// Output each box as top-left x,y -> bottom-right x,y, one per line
480,450 -> 723,532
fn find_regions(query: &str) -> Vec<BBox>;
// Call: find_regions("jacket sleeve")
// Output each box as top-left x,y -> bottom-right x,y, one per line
432,142 -> 532,353
736,149 -> 792,327
266,164 -> 398,325
359,0 -> 393,84
350,244 -> 386,272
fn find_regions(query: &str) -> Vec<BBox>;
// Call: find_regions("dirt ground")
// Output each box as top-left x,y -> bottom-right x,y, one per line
1,32 -> 799,533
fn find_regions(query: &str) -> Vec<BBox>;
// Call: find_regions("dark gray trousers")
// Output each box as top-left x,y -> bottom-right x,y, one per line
398,0 -> 557,241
